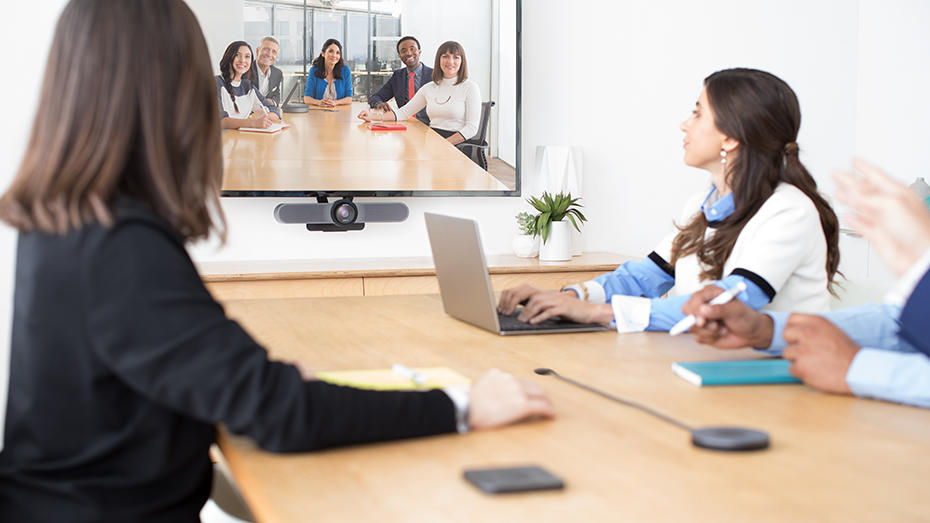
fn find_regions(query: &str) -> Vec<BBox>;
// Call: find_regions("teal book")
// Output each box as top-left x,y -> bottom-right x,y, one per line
671,359 -> 802,386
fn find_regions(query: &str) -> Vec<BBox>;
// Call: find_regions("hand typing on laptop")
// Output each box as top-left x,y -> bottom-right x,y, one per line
426,213 -> 609,335
498,284 -> 613,326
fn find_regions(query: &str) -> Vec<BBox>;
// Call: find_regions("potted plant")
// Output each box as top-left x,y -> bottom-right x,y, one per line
512,211 -> 540,258
527,192 -> 586,261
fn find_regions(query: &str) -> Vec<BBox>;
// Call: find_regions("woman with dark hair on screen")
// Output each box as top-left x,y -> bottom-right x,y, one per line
498,68 -> 841,334
358,40 -> 481,146
217,40 -> 281,129
303,38 -> 353,107
0,1 -> 553,520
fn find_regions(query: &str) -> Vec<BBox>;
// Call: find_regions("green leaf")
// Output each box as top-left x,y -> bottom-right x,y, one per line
538,211 -> 550,228
527,196 -> 546,213
568,208 -> 587,223
566,213 -> 580,232
542,192 -> 554,211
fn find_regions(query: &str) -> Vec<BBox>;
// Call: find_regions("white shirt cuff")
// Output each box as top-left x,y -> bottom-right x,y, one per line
610,295 -> 651,333
443,386 -> 470,433
585,281 -> 607,304
884,247 -> 930,306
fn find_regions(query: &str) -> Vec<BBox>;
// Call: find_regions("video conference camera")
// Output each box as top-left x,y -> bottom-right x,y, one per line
274,198 -> 409,232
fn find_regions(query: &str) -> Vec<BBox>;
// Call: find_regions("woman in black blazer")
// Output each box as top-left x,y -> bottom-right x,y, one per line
0,1 -> 554,521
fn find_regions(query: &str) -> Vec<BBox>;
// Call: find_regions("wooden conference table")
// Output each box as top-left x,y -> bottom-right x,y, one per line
220,103 -> 507,193
217,294 -> 930,522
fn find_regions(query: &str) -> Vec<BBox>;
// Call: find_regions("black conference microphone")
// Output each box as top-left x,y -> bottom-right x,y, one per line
534,368 -> 769,452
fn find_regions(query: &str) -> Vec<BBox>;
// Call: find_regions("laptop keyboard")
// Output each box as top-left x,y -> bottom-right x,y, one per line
498,311 -> 602,332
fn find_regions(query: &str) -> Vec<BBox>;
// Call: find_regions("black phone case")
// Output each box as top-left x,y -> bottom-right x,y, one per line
463,465 -> 565,494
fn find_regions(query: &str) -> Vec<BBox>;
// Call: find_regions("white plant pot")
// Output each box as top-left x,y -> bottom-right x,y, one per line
571,226 -> 583,256
512,234 -> 539,258
539,221 -> 572,261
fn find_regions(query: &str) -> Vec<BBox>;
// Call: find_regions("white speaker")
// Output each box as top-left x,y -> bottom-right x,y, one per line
274,199 -> 409,231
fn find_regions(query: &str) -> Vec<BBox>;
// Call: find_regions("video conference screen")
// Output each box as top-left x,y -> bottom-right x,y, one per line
198,0 -> 519,197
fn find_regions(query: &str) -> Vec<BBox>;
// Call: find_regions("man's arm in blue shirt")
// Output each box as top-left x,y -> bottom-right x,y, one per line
761,304 -> 930,408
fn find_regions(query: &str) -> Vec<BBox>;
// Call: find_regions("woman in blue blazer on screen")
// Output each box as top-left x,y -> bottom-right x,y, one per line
303,38 -> 353,107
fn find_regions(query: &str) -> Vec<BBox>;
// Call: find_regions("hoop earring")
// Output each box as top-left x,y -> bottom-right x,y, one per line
720,149 -> 727,165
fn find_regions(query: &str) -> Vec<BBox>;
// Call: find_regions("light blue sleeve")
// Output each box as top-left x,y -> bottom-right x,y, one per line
645,274 -> 771,331
846,349 -> 930,408
760,303 -> 910,355
759,303 -> 930,408
593,257 -> 674,301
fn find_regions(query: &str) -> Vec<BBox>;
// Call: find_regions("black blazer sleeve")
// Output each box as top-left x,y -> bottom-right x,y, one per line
81,219 -> 456,452
369,69 -> 401,107
898,268 -> 930,357
267,65 -> 283,105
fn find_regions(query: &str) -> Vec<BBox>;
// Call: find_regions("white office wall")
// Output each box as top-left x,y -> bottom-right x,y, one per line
399,0 -> 492,101
523,0 -> 860,259
186,0 -> 244,74
856,0 -> 930,184
848,0 -> 930,289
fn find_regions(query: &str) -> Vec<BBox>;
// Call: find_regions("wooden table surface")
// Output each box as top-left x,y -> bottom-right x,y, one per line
221,103 -> 508,193
218,294 -> 930,522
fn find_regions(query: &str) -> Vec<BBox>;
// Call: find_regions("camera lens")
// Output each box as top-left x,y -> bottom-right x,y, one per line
331,200 -> 358,225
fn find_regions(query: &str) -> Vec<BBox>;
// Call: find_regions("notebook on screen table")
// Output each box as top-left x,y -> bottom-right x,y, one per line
424,212 -> 610,335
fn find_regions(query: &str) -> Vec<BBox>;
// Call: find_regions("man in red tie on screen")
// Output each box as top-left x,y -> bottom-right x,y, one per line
369,36 -> 433,124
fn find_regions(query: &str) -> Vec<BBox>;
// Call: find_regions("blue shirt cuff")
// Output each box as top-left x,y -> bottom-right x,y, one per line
755,311 -> 789,355
846,348 -> 930,408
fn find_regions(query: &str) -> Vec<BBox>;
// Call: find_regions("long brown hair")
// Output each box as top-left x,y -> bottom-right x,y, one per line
431,41 -> 468,85
670,68 -> 840,290
0,0 -> 225,242
219,40 -> 256,114
311,38 -> 346,79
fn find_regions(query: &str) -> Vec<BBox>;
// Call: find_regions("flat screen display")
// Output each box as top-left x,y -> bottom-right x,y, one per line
198,0 -> 520,197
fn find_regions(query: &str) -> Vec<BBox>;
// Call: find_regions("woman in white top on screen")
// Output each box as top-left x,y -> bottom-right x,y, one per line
498,68 -> 841,334
358,41 -> 481,146
215,40 -> 280,130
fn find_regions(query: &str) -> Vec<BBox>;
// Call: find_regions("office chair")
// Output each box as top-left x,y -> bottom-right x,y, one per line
457,100 -> 495,171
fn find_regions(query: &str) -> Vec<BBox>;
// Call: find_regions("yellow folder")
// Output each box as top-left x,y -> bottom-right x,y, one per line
316,367 -> 471,391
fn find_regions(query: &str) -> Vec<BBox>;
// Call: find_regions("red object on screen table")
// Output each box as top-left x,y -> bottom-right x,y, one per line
370,123 -> 407,131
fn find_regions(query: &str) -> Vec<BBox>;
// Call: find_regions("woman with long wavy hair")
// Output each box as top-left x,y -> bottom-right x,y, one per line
303,38 -> 353,107
217,40 -> 281,129
499,68 -> 840,334
0,1 -> 553,520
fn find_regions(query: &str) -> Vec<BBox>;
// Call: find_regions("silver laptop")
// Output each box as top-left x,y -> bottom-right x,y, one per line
424,213 -> 610,335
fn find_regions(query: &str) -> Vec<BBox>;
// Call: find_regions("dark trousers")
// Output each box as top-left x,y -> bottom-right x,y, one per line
431,127 -> 469,157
